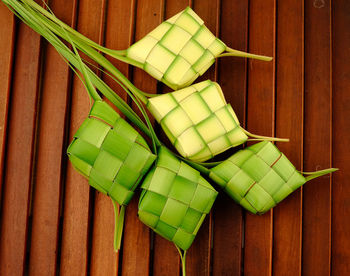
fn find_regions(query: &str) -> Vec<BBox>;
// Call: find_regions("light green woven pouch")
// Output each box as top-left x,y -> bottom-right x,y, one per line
147,80 -> 288,162
209,141 -> 338,214
19,2 -> 272,90
67,100 -> 156,249
138,147 -> 218,251
126,6 -> 272,90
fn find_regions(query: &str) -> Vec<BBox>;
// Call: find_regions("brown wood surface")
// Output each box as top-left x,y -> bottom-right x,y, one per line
1,1 -> 350,275
0,4 -> 14,205
273,0 -> 304,275
332,0 -> 350,274
303,1 -> 332,275
28,1 -> 75,275
0,12 -> 42,276
59,0 -> 102,275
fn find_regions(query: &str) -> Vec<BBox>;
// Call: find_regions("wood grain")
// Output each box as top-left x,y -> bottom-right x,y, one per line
273,0 -> 304,275
212,0 -> 248,275
244,1 -> 275,275
0,1 -> 350,275
59,1 -> 104,275
0,3 -> 15,205
332,0 -> 350,274
0,19 -> 42,276
303,1 -> 332,275
28,1 -> 76,275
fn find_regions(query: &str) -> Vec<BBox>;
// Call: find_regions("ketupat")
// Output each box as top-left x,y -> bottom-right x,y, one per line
148,80 -> 288,162
209,141 -> 338,214
67,100 -> 156,206
138,147 -> 218,251
67,101 -> 156,250
19,1 -> 272,90
125,7 -> 272,90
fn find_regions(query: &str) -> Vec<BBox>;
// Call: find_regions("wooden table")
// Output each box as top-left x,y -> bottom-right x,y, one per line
0,0 -> 349,275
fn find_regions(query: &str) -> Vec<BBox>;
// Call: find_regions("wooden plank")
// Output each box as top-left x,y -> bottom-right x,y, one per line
152,1 -> 188,275
212,0 -> 248,274
0,3 -> 15,204
331,0 -> 350,274
121,1 -> 163,275
273,1 -> 304,275
0,20 -> 42,276
28,1 -> 76,275
59,1 -> 104,275
244,1 -> 275,275
186,1 -> 219,275
303,1 -> 332,275
89,1 -> 135,275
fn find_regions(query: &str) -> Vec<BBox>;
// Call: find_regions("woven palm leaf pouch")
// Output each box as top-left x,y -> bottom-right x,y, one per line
67,100 -> 156,250
209,141 -> 338,214
19,2 -> 272,91
147,80 -> 287,162
138,147 -> 218,252
126,7 -> 271,90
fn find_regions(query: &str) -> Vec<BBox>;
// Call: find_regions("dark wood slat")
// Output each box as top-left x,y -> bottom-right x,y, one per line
212,0 -> 248,275
89,1 -> 135,275
0,4 -> 15,205
244,1 -> 276,275
186,1 -> 219,275
28,1 -> 76,275
121,1 -> 163,275
303,1 -> 332,275
90,194 -> 118,276
273,1 -> 304,275
0,21 -> 42,275
332,0 -> 350,274
59,1 -> 104,275
152,2 -> 189,275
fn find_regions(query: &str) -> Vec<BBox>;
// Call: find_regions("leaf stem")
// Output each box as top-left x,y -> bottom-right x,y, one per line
242,127 -> 289,142
302,168 -> 338,182
219,47 -> 273,61
112,201 -> 126,252
21,4 -> 149,103
175,245 -> 187,276
22,0 -> 127,57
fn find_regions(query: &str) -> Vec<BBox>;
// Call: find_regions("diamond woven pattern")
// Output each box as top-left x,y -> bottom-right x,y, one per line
67,101 -> 156,206
147,80 -> 248,162
138,147 -> 218,250
209,141 -> 306,214
126,7 -> 226,90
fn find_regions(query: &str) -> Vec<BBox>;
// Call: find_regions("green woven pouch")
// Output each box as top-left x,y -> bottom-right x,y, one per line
147,80 -> 287,162
138,147 -> 218,251
67,101 -> 156,205
67,100 -> 156,205
209,141 -> 338,214
67,100 -> 156,251
126,7 -> 271,90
